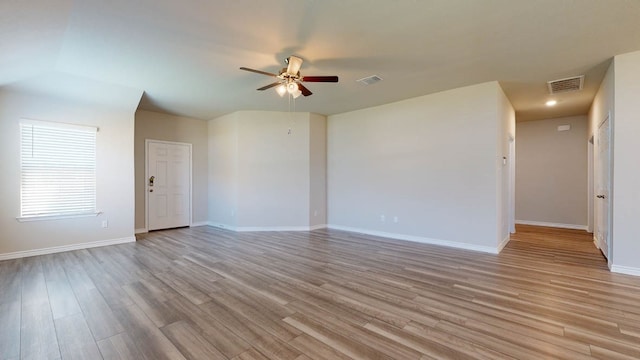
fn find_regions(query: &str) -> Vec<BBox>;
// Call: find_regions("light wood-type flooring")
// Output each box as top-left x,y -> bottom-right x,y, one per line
1,224 -> 640,359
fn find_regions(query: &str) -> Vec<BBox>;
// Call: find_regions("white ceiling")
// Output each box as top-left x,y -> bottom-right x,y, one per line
2,0 -> 640,121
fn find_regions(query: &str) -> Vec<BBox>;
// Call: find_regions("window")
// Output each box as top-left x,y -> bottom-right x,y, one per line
19,119 -> 97,219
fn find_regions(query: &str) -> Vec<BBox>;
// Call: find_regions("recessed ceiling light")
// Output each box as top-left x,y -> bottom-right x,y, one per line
546,100 -> 557,107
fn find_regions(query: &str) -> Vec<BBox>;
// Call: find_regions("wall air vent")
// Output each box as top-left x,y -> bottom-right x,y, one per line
547,75 -> 584,94
357,75 -> 383,85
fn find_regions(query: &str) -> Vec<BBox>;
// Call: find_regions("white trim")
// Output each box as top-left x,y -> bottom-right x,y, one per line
236,225 -> 327,232
587,139 -> 594,233
205,223 -> 327,232
145,140 -> 149,233
508,137 -> 516,234
594,235 -> 606,251
605,112 -> 612,267
515,220 -> 588,231
20,118 -> 98,132
135,228 -> 148,234
17,211 -> 101,222
0,236 -> 135,261
309,224 -> 327,231
327,225 -> 500,254
207,222 -> 237,231
497,234 -> 510,253
611,265 -> 640,277
190,221 -> 210,227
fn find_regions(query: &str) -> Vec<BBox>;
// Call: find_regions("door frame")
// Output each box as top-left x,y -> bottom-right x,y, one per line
145,139 -> 193,232
587,136 -> 594,234
508,135 -> 516,234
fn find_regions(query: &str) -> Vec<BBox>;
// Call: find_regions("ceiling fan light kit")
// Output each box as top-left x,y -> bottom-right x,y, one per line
240,55 -> 339,98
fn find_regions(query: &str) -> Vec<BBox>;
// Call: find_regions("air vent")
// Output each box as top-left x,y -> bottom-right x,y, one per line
547,75 -> 584,94
357,75 -> 383,85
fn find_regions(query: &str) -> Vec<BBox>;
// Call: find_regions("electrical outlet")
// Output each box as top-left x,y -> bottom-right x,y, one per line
314,210 -> 318,217
393,216 -> 399,223
380,215 -> 385,222
101,220 -> 108,228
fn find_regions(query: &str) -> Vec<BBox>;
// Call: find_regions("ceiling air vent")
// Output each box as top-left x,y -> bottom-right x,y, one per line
357,75 -> 383,85
547,75 -> 584,94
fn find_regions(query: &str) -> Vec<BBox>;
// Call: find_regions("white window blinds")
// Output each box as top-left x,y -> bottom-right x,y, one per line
20,119 -> 97,218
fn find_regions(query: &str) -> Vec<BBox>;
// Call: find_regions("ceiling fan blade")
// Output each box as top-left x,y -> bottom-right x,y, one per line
302,76 -> 339,83
257,82 -> 282,91
240,67 -> 278,77
286,56 -> 303,75
298,83 -> 313,96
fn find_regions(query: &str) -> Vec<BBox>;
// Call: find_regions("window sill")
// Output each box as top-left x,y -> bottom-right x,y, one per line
16,212 -> 102,222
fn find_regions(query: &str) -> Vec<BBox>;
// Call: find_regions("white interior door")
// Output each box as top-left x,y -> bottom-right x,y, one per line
147,140 -> 191,231
595,116 -> 610,259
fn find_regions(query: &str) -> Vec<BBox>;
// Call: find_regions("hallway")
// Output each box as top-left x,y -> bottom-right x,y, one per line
507,224 -> 607,270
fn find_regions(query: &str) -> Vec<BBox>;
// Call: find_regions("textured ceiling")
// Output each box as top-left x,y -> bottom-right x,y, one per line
2,0 -> 640,121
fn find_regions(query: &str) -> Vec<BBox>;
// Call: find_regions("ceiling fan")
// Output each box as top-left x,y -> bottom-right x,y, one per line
240,55 -> 338,98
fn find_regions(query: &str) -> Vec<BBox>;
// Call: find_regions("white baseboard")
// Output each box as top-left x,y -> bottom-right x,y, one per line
327,225 -> 500,254
0,236 -> 136,261
236,225 -> 327,232
207,222 -> 237,231
138,222 -> 209,233
206,222 -> 327,232
497,234 -> 511,253
611,265 -> 640,277
515,220 -> 588,231
592,234 -> 603,250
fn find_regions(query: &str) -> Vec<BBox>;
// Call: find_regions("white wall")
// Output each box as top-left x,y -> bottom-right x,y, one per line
134,110 -> 209,231
0,81 -> 142,257
516,116 -> 588,228
208,111 -> 327,230
309,113 -> 327,227
236,111 -> 311,228
208,112 -> 238,229
327,82 -> 510,253
611,51 -> 640,274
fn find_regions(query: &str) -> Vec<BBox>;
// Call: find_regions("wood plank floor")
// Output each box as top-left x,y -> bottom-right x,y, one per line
2,224 -> 640,359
